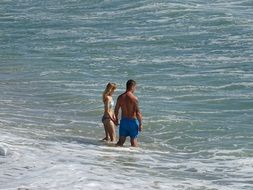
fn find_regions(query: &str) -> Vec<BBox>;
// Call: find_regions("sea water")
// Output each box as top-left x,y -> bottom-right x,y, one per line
0,0 -> 253,189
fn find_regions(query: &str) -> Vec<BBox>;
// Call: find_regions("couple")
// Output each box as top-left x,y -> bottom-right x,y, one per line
102,79 -> 143,147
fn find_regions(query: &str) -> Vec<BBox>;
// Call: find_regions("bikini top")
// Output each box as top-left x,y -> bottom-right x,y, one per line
109,99 -> 114,109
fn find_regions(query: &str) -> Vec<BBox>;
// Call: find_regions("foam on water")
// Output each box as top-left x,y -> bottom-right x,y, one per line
1,127 -> 252,190
0,144 -> 8,156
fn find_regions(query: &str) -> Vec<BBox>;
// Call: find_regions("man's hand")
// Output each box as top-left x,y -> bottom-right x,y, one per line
138,124 -> 143,132
113,119 -> 119,126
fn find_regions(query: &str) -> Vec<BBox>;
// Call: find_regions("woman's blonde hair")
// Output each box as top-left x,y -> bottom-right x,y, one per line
102,83 -> 117,102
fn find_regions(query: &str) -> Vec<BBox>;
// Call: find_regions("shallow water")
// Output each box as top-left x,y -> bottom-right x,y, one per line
1,0 -> 253,189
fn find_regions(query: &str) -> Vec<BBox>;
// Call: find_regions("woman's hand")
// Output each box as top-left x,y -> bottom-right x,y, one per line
111,115 -> 118,126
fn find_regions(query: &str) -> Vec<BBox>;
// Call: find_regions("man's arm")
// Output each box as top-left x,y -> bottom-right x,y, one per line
135,100 -> 143,131
114,96 -> 121,125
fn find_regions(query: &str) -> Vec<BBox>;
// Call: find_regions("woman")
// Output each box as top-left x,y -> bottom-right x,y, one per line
102,83 -> 117,142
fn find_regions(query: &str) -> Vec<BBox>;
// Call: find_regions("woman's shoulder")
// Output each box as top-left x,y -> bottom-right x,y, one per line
104,95 -> 112,102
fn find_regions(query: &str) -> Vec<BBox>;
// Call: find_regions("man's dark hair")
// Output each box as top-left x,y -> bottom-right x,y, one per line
126,79 -> 136,90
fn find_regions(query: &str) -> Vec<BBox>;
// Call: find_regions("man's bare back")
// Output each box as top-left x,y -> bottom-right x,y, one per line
117,92 -> 138,119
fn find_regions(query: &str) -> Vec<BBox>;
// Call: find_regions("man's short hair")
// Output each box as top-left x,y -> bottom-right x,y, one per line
126,79 -> 136,90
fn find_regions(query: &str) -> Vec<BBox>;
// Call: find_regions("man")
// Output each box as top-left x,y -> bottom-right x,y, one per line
114,79 -> 143,147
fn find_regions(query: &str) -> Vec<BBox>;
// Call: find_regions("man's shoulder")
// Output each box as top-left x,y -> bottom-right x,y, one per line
128,93 -> 138,101
118,92 -> 127,98
117,93 -> 125,102
117,94 -> 123,99
117,92 -> 137,102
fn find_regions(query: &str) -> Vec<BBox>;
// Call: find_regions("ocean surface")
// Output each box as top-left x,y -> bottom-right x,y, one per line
0,0 -> 253,189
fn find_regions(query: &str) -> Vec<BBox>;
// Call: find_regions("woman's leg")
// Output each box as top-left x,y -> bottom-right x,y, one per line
102,121 -> 109,141
106,120 -> 116,142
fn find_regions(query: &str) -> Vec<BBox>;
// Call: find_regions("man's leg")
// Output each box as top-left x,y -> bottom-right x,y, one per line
130,138 -> 138,147
116,136 -> 126,146
129,119 -> 139,147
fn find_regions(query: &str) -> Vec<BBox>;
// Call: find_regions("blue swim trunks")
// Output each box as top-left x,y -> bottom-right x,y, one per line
119,118 -> 139,138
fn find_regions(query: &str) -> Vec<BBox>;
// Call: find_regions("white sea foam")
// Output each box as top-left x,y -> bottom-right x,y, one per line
0,144 -> 8,156
1,121 -> 253,190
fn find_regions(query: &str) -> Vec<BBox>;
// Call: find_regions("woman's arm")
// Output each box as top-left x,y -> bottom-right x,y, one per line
104,96 -> 110,114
